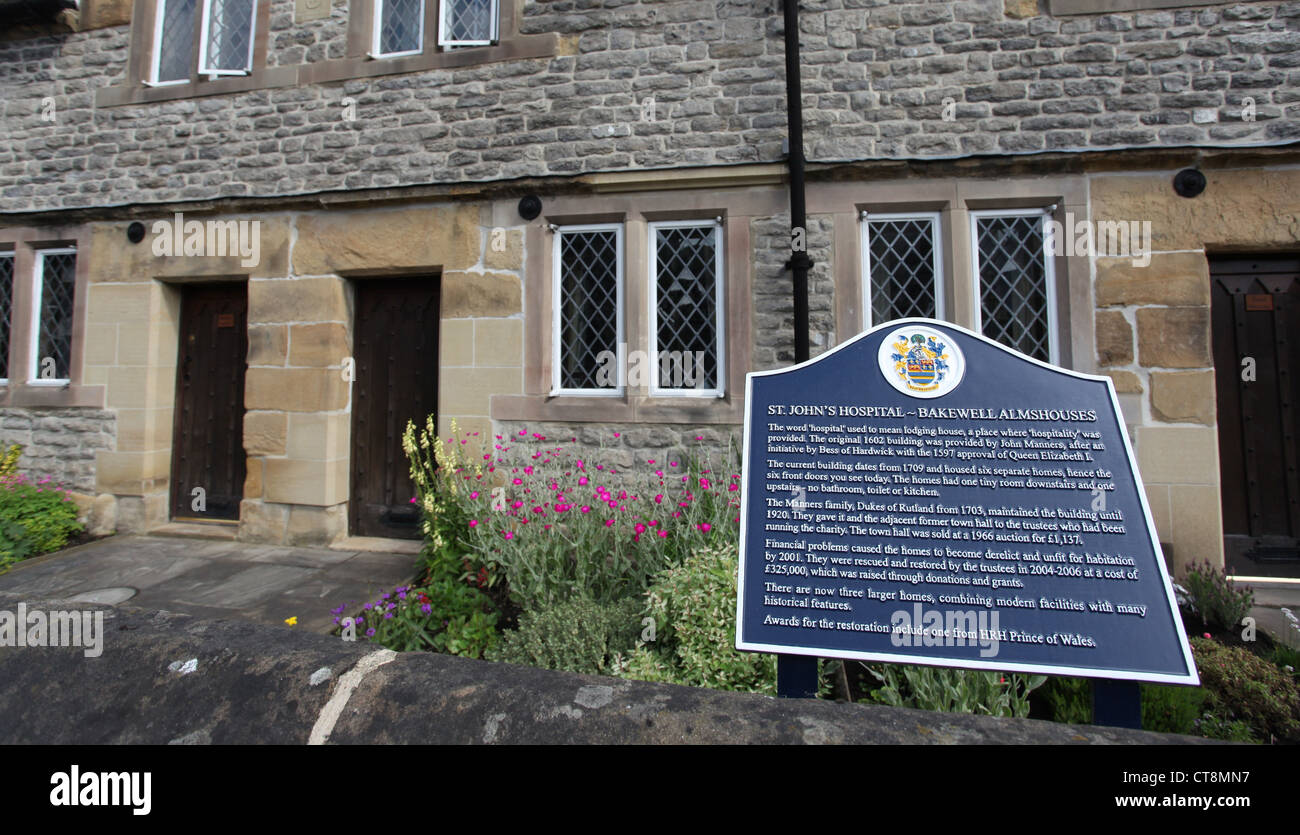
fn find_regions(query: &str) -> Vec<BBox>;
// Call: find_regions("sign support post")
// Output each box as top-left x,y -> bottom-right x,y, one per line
777,655 -> 818,698
1092,680 -> 1143,729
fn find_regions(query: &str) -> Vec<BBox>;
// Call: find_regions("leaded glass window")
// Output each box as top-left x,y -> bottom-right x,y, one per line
972,211 -> 1056,363
438,0 -> 497,47
374,0 -> 424,57
863,213 -> 943,327
553,225 -> 623,395
650,221 -> 723,395
199,0 -> 256,75
34,250 -> 76,382
0,252 -> 12,381
153,0 -> 197,84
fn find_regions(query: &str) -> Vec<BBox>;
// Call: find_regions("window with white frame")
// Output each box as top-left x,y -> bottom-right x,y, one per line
649,220 -> 724,397
373,0 -> 425,57
0,251 -> 12,383
552,224 -> 624,396
861,212 -> 944,328
970,209 -> 1057,363
151,0 -> 198,84
198,0 -> 256,76
31,249 -> 77,385
438,0 -> 498,47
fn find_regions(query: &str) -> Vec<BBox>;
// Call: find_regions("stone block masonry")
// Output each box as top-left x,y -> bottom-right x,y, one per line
5,1 -> 1300,213
0,408 -> 116,493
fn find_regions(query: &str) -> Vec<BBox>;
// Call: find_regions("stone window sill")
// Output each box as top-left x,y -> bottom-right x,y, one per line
0,384 -> 107,409
491,394 -> 746,427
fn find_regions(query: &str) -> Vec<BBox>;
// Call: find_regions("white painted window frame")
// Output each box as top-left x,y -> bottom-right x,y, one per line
147,0 -> 195,87
647,219 -> 726,399
551,223 -> 625,397
29,247 -> 77,387
370,0 -> 426,59
969,207 -> 1059,365
437,0 -> 499,48
860,210 -> 945,330
198,0 -> 257,77
0,249 -> 12,386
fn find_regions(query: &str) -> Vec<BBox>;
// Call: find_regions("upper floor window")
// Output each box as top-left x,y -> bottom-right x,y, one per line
199,0 -> 257,76
970,209 -> 1057,364
861,212 -> 944,329
372,0 -> 499,58
648,220 -> 725,397
551,223 -> 624,397
151,0 -> 197,84
439,0 -> 498,47
373,0 -> 424,58
149,0 -> 256,85
32,248 -> 77,385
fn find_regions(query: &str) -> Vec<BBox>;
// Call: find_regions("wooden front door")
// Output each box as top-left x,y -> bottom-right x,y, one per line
1211,256 -> 1300,577
350,278 -> 440,539
171,283 -> 248,521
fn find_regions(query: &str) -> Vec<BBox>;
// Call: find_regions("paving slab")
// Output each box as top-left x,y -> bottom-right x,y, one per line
0,534 -> 420,634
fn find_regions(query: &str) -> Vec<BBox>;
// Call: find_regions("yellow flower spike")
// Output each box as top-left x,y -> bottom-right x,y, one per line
284,616 -> 298,626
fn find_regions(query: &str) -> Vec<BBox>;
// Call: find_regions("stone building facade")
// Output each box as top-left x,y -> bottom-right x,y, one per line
2,0 -> 1299,573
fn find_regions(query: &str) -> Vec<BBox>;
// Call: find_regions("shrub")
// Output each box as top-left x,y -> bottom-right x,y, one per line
0,444 -> 22,478
865,664 -> 1046,718
0,472 -> 83,573
615,543 -> 776,694
489,596 -> 643,676
1039,676 -> 1092,725
1191,636 -> 1300,742
405,419 -> 743,612
333,545 -> 499,658
1181,560 -> 1254,634
1141,684 -> 1207,736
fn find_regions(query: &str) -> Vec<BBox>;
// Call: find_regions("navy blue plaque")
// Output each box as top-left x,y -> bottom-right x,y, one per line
736,319 -> 1198,684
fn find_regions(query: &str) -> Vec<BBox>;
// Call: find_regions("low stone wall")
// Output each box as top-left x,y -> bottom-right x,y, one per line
0,407 -> 116,493
0,592 -> 1209,745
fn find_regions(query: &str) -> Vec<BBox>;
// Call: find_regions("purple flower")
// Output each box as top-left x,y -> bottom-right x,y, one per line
420,604 -> 432,615
384,612 -> 394,620
364,602 -> 373,610
365,628 -> 376,637
331,604 -> 345,615
397,590 -> 407,601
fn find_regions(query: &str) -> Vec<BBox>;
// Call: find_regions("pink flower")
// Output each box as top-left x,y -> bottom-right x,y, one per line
635,523 -> 646,534
657,530 -> 668,538
469,519 -> 479,528
579,476 -> 588,486
1203,632 -> 1211,639
503,531 -> 515,540
470,491 -> 479,499
697,523 -> 712,533
513,478 -> 523,485
654,494 -> 663,503
581,506 -> 591,514
605,519 -> 615,527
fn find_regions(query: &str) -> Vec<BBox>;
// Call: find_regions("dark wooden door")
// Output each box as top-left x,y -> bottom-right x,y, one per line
171,283 -> 248,521
350,278 -> 440,539
1211,256 -> 1300,577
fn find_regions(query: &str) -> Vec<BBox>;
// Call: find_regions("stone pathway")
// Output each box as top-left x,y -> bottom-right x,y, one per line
0,534 -> 422,633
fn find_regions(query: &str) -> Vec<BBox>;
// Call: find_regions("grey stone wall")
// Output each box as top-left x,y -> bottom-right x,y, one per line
751,212 -> 836,372
494,420 -> 740,479
2,1 -> 1299,214
0,408 -> 116,493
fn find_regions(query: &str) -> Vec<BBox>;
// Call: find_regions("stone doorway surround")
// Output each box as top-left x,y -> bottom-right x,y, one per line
80,199 -> 525,545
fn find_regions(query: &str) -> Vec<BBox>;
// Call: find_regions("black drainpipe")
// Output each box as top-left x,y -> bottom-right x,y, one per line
784,0 -> 812,368
777,0 -> 819,699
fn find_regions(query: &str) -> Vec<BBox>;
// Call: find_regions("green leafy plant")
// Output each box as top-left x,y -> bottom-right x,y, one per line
489,596 -> 643,675
1180,560 -> 1254,634
405,420 -> 744,612
615,543 -> 776,694
0,444 -> 22,478
0,472 -> 83,573
1141,683 -> 1207,736
865,664 -> 1047,718
332,544 -> 499,658
1191,636 -> 1300,743
1039,676 -> 1092,725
